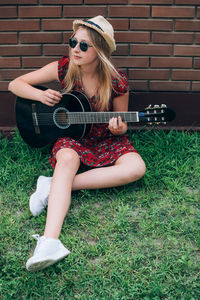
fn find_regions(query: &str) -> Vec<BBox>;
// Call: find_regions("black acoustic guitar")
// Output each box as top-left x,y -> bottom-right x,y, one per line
15,86 -> 175,148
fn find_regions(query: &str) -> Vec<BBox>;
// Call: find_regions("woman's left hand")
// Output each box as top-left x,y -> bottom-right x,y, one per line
108,116 -> 127,135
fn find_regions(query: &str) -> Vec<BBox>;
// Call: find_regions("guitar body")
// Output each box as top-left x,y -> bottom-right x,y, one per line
15,88 -> 92,148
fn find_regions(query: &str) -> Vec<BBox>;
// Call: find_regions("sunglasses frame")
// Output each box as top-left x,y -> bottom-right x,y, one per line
69,37 -> 93,52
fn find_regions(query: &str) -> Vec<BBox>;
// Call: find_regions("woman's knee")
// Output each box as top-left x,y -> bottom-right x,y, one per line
117,153 -> 146,183
56,148 -> 80,167
131,157 -> 146,181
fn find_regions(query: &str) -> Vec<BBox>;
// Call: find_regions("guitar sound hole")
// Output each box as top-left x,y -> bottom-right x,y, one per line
53,107 -> 70,129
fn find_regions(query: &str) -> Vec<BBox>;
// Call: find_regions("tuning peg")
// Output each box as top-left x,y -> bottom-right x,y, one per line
146,104 -> 152,109
153,104 -> 160,108
161,104 -> 167,108
148,122 -> 153,125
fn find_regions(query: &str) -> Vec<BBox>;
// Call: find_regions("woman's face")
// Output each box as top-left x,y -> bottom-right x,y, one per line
70,27 -> 99,67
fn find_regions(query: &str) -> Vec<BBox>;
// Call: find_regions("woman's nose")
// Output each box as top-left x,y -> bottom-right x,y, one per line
74,43 -> 80,51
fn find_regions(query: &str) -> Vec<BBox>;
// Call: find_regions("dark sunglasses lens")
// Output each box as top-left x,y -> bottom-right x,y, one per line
69,38 -> 77,48
80,42 -> 88,52
69,38 -> 89,52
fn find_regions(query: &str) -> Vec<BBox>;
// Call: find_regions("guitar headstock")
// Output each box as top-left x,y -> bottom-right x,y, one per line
139,104 -> 176,124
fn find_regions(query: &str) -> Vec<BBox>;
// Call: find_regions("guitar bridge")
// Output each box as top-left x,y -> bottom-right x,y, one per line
32,104 -> 40,134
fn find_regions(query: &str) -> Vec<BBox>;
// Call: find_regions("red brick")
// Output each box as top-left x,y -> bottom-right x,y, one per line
175,20 -> 200,31
194,59 -> 200,69
113,45 -> 129,56
85,0 -> 128,3
109,19 -> 129,31
0,0 -> 37,3
115,32 -> 150,43
152,6 -> 195,18
109,6 -> 150,17
174,45 -> 200,56
130,44 -> 172,56
0,20 -> 40,31
112,57 -> 149,68
129,69 -> 170,80
23,57 -> 58,68
152,32 -> 194,44
0,57 -> 20,68
0,33 -> 17,44
63,32 -> 74,43
172,70 -> 200,80
175,0 -> 200,4
40,0 -> 82,3
150,81 -> 190,91
151,57 -> 192,68
192,82 -> 200,91
19,6 -> 62,18
0,45 -> 41,56
131,0 -> 172,3
196,34 -> 200,44
129,80 -> 148,91
20,32 -> 62,44
0,7 -> 17,18
44,45 -> 68,56
197,8 -> 200,18
42,19 -> 73,31
0,69 -> 34,81
63,6 -> 106,18
130,19 -> 172,31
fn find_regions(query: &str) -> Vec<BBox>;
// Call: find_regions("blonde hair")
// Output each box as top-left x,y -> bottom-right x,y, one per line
63,25 -> 121,111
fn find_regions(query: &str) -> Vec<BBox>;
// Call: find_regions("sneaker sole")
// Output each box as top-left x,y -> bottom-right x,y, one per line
26,250 -> 70,272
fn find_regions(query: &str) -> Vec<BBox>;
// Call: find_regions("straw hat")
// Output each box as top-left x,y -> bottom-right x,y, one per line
73,15 -> 116,54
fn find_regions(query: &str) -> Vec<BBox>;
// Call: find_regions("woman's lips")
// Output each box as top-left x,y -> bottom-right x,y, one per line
74,55 -> 81,60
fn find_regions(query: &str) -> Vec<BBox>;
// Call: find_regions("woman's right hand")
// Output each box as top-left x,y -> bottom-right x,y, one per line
40,89 -> 62,106
8,61 -> 62,105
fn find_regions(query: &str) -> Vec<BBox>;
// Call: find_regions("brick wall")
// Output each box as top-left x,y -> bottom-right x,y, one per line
0,0 -> 200,93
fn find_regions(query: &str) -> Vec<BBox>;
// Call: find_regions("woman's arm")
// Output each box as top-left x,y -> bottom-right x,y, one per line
8,61 -> 62,106
108,91 -> 129,135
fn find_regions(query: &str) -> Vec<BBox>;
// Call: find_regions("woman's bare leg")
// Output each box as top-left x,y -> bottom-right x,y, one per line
44,148 -> 80,239
72,152 -> 146,190
42,151 -> 145,239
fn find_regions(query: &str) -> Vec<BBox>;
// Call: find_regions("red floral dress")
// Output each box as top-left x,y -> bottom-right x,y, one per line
49,56 -> 137,168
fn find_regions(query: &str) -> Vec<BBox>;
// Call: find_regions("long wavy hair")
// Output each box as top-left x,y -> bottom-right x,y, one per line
63,25 -> 121,111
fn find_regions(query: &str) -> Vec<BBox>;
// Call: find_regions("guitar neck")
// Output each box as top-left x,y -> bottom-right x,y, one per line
67,111 -> 139,124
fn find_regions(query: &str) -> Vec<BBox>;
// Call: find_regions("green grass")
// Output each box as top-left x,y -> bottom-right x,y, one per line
0,129 -> 200,299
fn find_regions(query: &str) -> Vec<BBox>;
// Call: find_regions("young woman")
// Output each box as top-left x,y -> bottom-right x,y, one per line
8,16 -> 146,271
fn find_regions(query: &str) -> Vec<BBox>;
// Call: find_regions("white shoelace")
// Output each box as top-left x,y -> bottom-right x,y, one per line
31,234 -> 47,255
32,234 -> 40,241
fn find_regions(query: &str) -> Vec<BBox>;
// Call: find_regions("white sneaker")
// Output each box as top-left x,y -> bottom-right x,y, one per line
29,176 -> 52,216
26,234 -> 70,271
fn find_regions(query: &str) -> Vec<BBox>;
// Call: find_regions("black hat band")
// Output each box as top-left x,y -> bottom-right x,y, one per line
85,20 -> 104,32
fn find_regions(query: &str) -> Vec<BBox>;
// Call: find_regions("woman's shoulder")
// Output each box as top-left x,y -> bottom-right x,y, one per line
112,69 -> 129,97
58,56 -> 70,83
58,56 -> 70,69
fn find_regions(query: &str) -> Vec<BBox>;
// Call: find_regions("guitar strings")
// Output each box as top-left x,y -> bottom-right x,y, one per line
35,112 -> 139,125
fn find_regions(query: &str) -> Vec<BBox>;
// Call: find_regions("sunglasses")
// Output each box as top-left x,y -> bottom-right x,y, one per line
69,37 -> 93,52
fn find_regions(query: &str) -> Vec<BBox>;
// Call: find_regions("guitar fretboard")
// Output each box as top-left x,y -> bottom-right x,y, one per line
36,111 -> 140,125
65,111 -> 139,124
